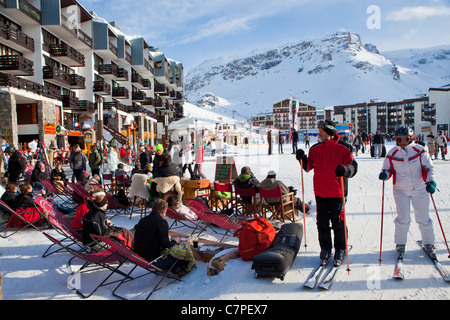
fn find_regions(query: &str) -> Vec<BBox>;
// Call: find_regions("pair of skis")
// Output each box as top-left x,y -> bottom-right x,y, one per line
394,241 -> 450,282
303,246 -> 352,290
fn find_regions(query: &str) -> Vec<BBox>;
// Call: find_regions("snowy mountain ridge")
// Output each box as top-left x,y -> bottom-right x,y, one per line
184,31 -> 450,120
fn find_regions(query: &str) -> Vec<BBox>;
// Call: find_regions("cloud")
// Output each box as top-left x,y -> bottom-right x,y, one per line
79,0 -> 314,45
386,5 -> 450,21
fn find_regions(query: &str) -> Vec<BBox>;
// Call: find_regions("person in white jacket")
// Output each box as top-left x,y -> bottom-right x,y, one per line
107,147 -> 119,174
379,127 -> 437,257
180,136 -> 193,179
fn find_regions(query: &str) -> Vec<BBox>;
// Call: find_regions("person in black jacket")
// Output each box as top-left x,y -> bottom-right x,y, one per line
133,199 -> 187,273
31,162 -> 48,195
5,146 -> 26,184
233,166 -> 260,204
292,128 -> 299,154
139,147 -> 153,170
51,164 -> 68,184
82,190 -> 115,245
153,153 -> 181,178
1,183 -> 17,219
15,183 -> 35,210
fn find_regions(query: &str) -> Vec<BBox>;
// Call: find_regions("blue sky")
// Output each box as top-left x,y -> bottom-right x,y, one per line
78,0 -> 450,72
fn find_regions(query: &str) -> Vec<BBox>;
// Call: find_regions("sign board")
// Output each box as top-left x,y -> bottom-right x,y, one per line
44,122 -> 56,134
84,131 -> 93,143
214,156 -> 238,183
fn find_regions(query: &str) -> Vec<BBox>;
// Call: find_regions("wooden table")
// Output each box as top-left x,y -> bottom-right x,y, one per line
180,179 -> 211,199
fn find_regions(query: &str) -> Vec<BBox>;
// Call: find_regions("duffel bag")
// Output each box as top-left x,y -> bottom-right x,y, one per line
234,215 -> 276,261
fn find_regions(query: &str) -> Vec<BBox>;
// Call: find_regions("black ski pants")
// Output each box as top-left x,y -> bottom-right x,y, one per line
315,196 -> 347,251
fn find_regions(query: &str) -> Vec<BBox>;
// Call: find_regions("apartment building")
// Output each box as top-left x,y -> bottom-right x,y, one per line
333,85 -> 450,136
0,0 -> 184,151
250,112 -> 273,128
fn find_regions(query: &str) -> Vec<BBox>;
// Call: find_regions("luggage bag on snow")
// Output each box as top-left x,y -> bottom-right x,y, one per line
234,215 -> 276,261
252,222 -> 303,280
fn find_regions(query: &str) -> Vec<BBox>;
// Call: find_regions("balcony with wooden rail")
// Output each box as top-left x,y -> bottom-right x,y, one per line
0,72 -> 60,100
132,90 -> 146,102
0,55 -> 33,76
0,21 -> 35,52
48,43 -> 85,67
93,79 -> 111,95
112,86 -> 129,99
43,66 -> 85,89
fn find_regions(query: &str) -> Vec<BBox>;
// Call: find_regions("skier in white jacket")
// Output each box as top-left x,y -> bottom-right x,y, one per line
379,127 -> 437,257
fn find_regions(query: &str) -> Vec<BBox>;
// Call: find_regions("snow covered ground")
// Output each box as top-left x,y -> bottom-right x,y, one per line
1,140 -> 450,301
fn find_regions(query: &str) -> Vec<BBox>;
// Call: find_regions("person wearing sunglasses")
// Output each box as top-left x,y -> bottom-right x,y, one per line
379,126 -> 436,258
296,119 -> 358,263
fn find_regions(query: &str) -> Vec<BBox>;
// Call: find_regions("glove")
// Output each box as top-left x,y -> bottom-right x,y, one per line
335,164 -> 348,177
296,149 -> 305,161
379,171 -> 388,181
426,180 -> 437,194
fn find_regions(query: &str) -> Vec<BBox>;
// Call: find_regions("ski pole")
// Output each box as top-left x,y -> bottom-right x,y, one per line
430,193 -> 450,258
379,180 -> 385,265
300,159 -> 307,249
339,176 -> 351,274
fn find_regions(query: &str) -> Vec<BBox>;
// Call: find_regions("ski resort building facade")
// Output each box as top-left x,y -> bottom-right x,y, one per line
333,85 -> 450,136
0,0 -> 184,151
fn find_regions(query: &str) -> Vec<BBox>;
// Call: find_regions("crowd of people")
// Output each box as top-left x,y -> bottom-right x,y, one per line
0,122 -> 447,276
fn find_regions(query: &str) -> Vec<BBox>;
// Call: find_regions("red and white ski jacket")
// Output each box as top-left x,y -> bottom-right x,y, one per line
381,143 -> 434,191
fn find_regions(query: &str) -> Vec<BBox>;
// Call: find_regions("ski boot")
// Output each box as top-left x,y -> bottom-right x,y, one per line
424,244 -> 437,260
396,244 -> 406,259
334,249 -> 346,265
320,249 -> 332,262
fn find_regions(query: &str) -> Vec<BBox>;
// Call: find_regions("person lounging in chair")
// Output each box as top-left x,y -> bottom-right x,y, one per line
133,199 -> 195,275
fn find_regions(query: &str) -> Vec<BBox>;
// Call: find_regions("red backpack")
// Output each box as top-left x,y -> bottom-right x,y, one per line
234,215 -> 276,261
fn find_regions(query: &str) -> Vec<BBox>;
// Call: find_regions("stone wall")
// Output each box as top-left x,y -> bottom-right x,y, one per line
37,100 -> 57,148
0,92 -> 18,147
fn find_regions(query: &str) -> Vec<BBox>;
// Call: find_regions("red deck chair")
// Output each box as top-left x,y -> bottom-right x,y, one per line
41,232 -> 129,299
0,199 -> 44,239
66,182 -> 86,204
89,183 -> 130,219
165,206 -> 204,235
234,185 -> 261,217
184,198 -> 246,242
210,182 -> 237,212
40,179 -> 74,206
33,196 -> 87,257
102,173 -> 116,195
91,235 -> 181,300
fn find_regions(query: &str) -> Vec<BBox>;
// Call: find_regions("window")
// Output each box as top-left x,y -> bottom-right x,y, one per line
17,104 -> 38,125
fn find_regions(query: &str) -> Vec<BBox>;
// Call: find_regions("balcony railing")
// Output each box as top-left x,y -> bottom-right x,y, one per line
60,14 -> 93,48
93,80 -> 111,95
70,74 -> 86,89
132,90 -> 146,101
154,82 -> 169,95
0,72 -> 60,100
0,21 -> 35,52
49,43 -> 85,67
43,66 -> 84,89
117,68 -> 128,81
0,55 -> 33,76
112,87 -> 129,99
97,63 -> 119,77
103,101 -> 127,112
62,94 -> 79,110
109,42 -> 118,57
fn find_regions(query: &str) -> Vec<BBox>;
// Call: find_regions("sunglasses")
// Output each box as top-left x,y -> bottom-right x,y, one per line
318,121 -> 335,131
395,136 -> 411,144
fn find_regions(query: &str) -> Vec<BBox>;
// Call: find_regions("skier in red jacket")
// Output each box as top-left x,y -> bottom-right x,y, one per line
296,120 -> 358,262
